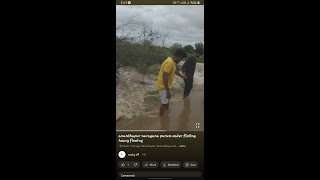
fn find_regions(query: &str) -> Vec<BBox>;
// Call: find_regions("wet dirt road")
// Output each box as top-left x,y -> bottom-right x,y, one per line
116,85 -> 204,131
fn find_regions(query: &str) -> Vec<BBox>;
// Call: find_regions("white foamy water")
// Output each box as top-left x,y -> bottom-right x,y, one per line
116,63 -> 204,120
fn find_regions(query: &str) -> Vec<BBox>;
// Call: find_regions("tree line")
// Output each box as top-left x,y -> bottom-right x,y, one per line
116,12 -> 204,81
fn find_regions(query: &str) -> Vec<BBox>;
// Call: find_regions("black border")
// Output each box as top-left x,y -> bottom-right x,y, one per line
13,2 -> 116,179
205,1 -> 317,178
5,1 -> 317,179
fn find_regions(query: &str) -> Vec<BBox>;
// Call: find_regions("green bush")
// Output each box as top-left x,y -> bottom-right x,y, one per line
116,39 -> 167,74
197,56 -> 204,63
184,45 -> 194,54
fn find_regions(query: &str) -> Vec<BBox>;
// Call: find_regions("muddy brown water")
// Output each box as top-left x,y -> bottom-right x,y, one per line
116,85 -> 204,131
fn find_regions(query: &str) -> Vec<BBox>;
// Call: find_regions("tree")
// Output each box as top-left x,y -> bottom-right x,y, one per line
172,43 -> 182,48
160,31 -> 169,48
184,45 -> 194,53
116,12 -> 168,84
195,42 -> 204,51
194,42 -> 204,63
116,12 -> 141,41
138,20 -> 160,47
169,43 -> 183,54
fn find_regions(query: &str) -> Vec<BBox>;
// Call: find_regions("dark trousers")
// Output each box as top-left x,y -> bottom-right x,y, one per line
184,78 -> 193,96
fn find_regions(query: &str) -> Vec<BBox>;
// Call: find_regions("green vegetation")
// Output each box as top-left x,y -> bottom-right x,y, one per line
169,43 -> 183,55
184,45 -> 194,54
116,40 -> 167,74
146,67 -> 160,75
195,42 -> 204,51
116,13 -> 204,82
197,55 -> 204,63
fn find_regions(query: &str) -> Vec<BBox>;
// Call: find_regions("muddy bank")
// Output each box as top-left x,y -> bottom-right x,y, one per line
116,62 -> 204,120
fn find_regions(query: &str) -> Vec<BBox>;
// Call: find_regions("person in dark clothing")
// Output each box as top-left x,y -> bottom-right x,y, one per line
181,48 -> 204,99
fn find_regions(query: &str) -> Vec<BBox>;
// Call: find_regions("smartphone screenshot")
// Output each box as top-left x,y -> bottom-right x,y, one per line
116,0 -> 204,179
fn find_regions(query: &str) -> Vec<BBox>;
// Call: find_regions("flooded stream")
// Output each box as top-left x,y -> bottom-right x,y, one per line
116,85 -> 204,131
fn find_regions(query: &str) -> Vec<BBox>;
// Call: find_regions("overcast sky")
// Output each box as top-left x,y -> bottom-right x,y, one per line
116,5 -> 204,48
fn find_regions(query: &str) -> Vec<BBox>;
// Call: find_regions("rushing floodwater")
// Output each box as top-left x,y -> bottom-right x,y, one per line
116,85 -> 204,131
